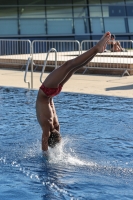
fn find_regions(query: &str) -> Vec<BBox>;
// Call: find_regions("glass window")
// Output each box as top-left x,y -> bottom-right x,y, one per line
73,6 -> 88,17
19,19 -> 46,35
126,0 -> 133,5
102,0 -> 125,5
0,19 -> 18,35
73,0 -> 87,4
91,35 -> 103,40
90,18 -> 104,33
89,6 -> 102,17
19,0 -> 44,5
104,18 -> 126,33
46,0 -> 72,5
47,19 -> 72,34
0,7 -> 17,18
128,18 -> 133,32
116,36 -> 130,40
74,18 -> 89,34
46,6 -> 72,18
89,0 -> 101,4
102,6 -> 109,17
102,5 -> 126,17
19,7 -> 45,18
109,6 -> 126,16
0,0 -> 17,5
126,6 -> 133,16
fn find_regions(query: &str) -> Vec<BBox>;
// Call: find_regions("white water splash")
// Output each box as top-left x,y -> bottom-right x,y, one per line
47,137 -> 96,167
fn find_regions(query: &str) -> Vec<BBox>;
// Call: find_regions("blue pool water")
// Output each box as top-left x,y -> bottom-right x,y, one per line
0,86 -> 133,200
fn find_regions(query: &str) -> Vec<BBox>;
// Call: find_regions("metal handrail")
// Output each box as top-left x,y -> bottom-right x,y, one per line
131,40 -> 133,48
40,48 -> 57,83
24,56 -> 32,89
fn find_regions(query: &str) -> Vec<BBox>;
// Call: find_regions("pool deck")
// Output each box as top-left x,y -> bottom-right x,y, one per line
0,69 -> 133,98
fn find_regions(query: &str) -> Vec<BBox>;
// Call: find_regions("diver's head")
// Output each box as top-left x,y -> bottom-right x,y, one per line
48,130 -> 61,148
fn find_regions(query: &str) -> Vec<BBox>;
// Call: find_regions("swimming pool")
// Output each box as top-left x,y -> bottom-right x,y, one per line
0,86 -> 133,200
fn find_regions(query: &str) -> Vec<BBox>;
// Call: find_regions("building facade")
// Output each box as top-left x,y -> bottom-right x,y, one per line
0,0 -> 133,41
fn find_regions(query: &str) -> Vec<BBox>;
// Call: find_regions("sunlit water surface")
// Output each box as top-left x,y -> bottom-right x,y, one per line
0,87 -> 133,200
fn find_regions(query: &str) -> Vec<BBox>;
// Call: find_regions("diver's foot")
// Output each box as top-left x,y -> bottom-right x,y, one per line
96,32 -> 111,53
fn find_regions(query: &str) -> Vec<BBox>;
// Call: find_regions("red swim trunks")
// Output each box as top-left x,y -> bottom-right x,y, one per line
40,84 -> 62,97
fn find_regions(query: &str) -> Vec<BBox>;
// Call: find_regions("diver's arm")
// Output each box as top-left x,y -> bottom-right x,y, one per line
42,124 -> 50,151
50,98 -> 60,132
43,150 -> 49,158
42,133 -> 49,151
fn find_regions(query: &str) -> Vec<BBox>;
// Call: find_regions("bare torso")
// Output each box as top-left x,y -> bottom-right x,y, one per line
36,89 -> 59,134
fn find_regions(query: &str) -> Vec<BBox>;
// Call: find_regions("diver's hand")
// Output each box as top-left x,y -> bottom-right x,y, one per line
42,150 -> 49,160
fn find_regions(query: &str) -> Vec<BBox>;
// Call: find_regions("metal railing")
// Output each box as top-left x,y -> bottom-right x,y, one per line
24,56 -> 32,89
0,39 -> 31,66
31,39 -> 80,88
40,48 -> 57,83
0,39 -> 32,89
32,40 -> 80,69
81,40 -> 133,76
0,39 -> 133,89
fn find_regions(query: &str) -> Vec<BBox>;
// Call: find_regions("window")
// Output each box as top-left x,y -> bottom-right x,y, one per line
46,0 -> 72,5
0,7 -> 17,18
102,0 -> 125,5
19,7 -> 45,18
73,0 -> 87,4
19,0 -> 44,5
126,6 -> 133,16
0,7 -> 18,35
102,5 -> 126,17
89,0 -> 101,4
125,0 -> 133,5
109,6 -> 126,16
19,19 -> 46,35
0,19 -> 18,35
46,6 -> 72,18
47,19 -> 73,34
104,18 -> 126,33
90,18 -> 103,33
19,6 -> 46,35
102,6 -> 109,17
73,6 -> 89,34
73,6 -> 88,17
46,5 -> 74,35
128,18 -> 133,32
89,6 -> 102,17
0,0 -> 17,5
74,18 -> 89,34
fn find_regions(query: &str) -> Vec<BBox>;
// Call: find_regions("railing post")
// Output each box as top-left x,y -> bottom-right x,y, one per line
31,41 -> 33,89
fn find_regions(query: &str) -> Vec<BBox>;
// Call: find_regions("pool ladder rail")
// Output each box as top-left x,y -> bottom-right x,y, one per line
24,56 -> 32,89
24,48 -> 57,89
40,48 -> 57,83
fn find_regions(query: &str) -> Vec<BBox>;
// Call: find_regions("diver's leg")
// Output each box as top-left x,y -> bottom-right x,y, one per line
60,54 -> 95,86
43,32 -> 111,88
